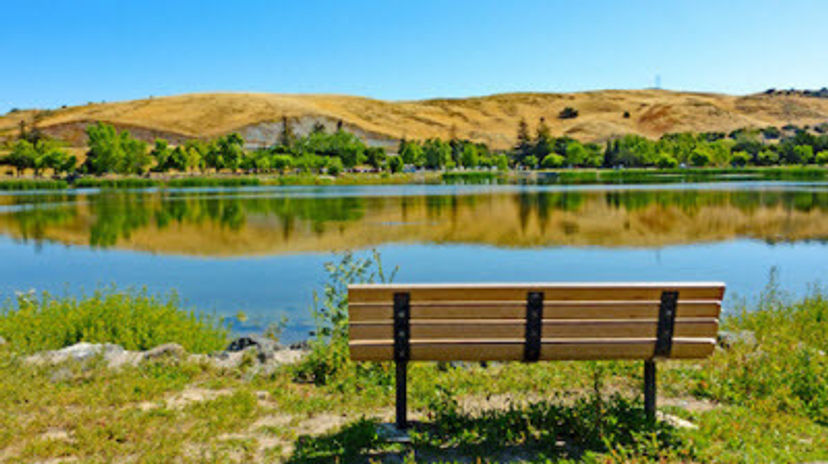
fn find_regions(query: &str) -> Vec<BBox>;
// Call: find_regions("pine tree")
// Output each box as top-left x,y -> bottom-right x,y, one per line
279,116 -> 295,148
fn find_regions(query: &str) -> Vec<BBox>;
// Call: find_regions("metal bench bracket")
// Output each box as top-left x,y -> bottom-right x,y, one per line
654,291 -> 678,358
393,292 -> 410,429
524,291 -> 543,362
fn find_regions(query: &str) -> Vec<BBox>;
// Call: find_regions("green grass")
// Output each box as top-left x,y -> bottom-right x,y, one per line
0,258 -> 827,462
533,166 -> 828,185
166,176 -> 261,188
0,287 -> 228,354
442,171 -> 505,184
73,177 -> 161,188
0,179 -> 68,190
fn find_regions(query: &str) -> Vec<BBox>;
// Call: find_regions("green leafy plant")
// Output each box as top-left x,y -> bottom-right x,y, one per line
293,250 -> 398,385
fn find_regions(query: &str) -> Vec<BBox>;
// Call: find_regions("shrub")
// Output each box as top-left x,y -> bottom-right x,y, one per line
293,251 -> 397,386
695,274 -> 828,424
757,149 -> 780,166
540,153 -> 565,168
689,148 -> 711,167
558,107 -> 579,119
523,155 -> 538,169
388,155 -> 403,173
326,157 -> 344,176
815,151 -> 828,165
0,288 -> 228,354
731,150 -> 751,167
655,153 -> 678,169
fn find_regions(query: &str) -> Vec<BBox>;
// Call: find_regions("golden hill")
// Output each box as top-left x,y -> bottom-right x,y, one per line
2,89 -> 828,149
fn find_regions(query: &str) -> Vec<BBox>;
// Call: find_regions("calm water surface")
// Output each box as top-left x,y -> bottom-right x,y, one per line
1,182 -> 827,340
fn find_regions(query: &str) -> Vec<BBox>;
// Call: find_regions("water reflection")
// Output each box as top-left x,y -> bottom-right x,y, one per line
1,183 -> 827,255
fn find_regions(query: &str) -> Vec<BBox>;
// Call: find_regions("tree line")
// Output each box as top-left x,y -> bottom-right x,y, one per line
510,117 -> 828,169
2,117 -> 828,177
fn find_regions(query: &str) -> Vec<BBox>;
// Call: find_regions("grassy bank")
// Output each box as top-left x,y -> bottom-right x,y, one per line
0,259 -> 826,462
1,166 -> 826,192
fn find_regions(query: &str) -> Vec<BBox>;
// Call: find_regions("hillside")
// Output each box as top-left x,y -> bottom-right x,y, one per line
2,89 -> 828,150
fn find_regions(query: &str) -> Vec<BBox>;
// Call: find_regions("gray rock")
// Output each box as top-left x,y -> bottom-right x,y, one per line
143,343 -> 186,360
26,342 -> 141,368
717,330 -> 757,349
226,335 -> 284,362
0,335 -> 6,346
289,340 -> 310,350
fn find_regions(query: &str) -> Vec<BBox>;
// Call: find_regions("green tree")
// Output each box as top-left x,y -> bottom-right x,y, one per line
460,143 -> 479,168
326,157 -> 344,176
815,151 -> 828,165
513,118 -> 533,164
523,155 -> 538,169
150,139 -> 172,172
423,138 -> 452,169
5,140 -> 36,176
399,140 -> 424,167
655,153 -> 678,169
388,155 -> 404,173
365,146 -> 387,170
731,151 -> 751,167
792,145 -> 814,165
757,149 -> 779,166
494,154 -> 509,171
279,116 -> 295,148
271,154 -> 293,173
689,146 -> 712,167
540,153 -> 564,168
533,117 -> 553,159
84,122 -> 149,175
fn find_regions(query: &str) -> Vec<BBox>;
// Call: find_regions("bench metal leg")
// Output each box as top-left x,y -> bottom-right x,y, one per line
396,360 -> 408,429
644,360 -> 656,420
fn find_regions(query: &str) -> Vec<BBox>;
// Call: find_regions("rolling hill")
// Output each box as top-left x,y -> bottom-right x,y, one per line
2,89 -> 827,150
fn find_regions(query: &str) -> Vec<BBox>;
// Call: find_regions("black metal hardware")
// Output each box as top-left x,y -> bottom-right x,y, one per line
393,292 -> 410,429
394,293 -> 411,362
524,291 -> 543,362
644,360 -> 656,420
654,291 -> 678,358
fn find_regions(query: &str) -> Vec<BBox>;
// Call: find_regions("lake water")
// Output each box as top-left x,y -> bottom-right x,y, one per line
1,182 -> 827,341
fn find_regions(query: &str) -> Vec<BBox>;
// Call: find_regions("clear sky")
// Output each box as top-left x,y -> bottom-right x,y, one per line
2,0 -> 826,113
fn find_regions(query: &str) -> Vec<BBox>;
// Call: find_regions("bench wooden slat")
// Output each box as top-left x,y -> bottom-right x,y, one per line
349,300 -> 721,321
349,337 -> 715,361
349,318 -> 718,340
349,283 -> 725,303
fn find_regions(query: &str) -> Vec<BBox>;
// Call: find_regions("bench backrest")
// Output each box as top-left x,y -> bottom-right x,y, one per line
348,283 -> 725,362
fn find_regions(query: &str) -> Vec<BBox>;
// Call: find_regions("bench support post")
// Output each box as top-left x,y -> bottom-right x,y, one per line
644,360 -> 656,420
393,292 -> 411,429
395,361 -> 407,429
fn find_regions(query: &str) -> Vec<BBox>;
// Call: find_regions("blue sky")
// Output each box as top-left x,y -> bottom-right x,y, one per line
1,0 -> 826,113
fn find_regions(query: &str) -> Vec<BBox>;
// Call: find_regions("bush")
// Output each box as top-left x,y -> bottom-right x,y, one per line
655,153 -> 678,169
523,155 -> 538,169
815,151 -> 828,165
326,157 -> 344,176
731,151 -> 751,167
0,288 -> 228,354
388,155 -> 403,173
758,149 -> 780,166
690,148 -> 712,167
293,251 -> 397,386
558,107 -> 579,119
695,274 -> 828,424
540,153 -> 564,168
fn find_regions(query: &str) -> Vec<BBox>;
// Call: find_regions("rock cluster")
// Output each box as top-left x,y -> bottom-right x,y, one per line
24,337 -> 308,372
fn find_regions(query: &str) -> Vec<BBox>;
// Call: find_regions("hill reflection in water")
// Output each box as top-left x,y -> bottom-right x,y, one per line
1,183 -> 827,256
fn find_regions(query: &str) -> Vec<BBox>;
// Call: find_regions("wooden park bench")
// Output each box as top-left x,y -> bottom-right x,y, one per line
348,282 -> 725,429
